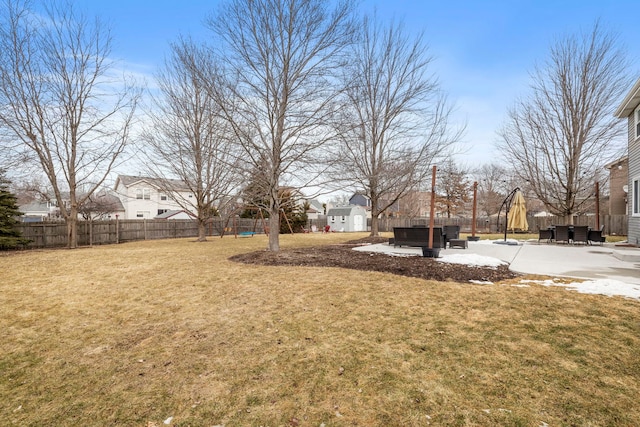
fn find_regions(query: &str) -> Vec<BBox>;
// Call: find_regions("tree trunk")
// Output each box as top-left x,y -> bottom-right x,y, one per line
370,209 -> 380,236
197,219 -> 207,242
268,210 -> 280,251
67,210 -> 78,249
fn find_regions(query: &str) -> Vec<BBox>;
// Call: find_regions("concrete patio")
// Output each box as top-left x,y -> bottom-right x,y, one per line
355,239 -> 640,285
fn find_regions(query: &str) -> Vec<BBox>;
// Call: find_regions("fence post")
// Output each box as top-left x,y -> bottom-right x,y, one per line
116,216 -> 120,244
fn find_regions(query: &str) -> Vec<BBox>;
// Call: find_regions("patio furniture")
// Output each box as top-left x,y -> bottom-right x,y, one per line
538,228 -> 554,244
449,238 -> 468,249
443,225 -> 460,248
572,225 -> 589,245
588,225 -> 606,245
554,225 -> 570,244
392,227 -> 445,249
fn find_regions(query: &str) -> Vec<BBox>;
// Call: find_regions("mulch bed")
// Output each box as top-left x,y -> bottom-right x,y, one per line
229,236 -> 520,283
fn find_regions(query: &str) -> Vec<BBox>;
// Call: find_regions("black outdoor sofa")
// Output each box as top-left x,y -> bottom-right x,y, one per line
392,227 -> 445,249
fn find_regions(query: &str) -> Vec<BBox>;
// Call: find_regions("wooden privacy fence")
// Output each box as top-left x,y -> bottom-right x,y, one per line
14,214 -> 629,248
15,218 -> 264,249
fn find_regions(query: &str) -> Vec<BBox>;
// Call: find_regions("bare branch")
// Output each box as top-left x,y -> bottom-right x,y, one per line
497,21 -> 629,223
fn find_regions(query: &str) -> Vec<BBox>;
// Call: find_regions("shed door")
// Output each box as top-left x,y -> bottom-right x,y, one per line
353,214 -> 364,231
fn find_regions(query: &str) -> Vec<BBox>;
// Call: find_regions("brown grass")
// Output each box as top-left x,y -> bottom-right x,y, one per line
2,233 -> 640,426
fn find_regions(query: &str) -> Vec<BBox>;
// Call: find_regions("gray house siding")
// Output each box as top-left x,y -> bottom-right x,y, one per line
615,77 -> 640,246
629,115 -> 640,245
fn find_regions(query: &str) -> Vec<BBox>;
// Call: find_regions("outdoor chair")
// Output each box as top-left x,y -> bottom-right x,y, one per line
538,228 -> 554,244
588,225 -> 606,246
554,225 -> 570,244
443,225 -> 460,248
572,225 -> 589,245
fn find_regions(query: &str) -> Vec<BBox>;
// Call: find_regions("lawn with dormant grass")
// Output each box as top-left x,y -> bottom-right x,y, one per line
1,233 -> 639,426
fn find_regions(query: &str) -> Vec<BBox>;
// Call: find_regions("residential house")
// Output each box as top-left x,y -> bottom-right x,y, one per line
349,191 -> 427,218
18,201 -> 52,222
349,192 -> 371,209
79,191 -> 125,220
615,78 -> 640,245
114,175 -> 197,219
606,157 -> 628,216
326,205 -> 367,232
304,198 -> 325,220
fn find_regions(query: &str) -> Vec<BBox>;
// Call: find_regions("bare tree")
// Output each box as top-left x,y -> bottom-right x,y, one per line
435,159 -> 470,218
474,163 -> 509,216
497,22 -> 629,224
207,0 -> 356,251
141,38 -> 240,241
329,15 -> 461,236
78,191 -> 121,221
0,0 -> 139,248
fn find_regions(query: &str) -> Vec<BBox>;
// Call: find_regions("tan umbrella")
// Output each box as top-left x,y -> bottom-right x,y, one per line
507,190 -> 528,231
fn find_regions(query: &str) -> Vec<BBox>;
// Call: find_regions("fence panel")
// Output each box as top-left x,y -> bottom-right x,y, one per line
14,214 -> 629,249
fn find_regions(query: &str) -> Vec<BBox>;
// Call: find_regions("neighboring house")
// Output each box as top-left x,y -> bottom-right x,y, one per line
154,210 -> 195,220
305,198 -> 325,219
114,175 -> 197,220
615,78 -> 640,246
326,205 -> 367,232
606,157 -> 628,216
79,192 -> 125,220
19,201 -> 51,222
349,192 -> 371,208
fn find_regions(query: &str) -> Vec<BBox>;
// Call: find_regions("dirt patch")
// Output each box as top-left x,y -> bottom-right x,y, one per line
230,236 -> 519,283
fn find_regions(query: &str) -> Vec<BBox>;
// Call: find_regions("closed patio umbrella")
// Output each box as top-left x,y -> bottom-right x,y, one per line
507,190 -> 528,231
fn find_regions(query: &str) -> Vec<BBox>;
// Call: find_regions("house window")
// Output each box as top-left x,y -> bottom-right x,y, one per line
160,194 -> 168,201
636,105 -> 640,138
136,188 -> 151,200
633,178 -> 640,216
136,211 -> 150,218
158,209 -> 168,215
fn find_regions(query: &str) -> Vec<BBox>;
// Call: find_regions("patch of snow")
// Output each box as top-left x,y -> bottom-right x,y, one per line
521,278 -> 640,300
471,239 -> 521,245
437,253 -> 507,268
469,280 -> 493,285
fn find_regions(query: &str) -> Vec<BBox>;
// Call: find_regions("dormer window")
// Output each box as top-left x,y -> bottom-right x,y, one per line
635,105 -> 640,138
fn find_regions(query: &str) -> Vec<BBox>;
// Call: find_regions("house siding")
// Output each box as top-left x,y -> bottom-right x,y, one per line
629,115 -> 640,245
114,176 -> 195,220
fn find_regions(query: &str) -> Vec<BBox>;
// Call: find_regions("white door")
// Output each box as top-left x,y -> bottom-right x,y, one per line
353,215 -> 364,231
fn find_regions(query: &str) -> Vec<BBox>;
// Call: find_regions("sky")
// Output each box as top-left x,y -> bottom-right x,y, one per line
74,0 -> 640,168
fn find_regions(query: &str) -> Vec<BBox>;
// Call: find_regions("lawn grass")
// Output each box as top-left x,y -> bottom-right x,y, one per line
2,233 -> 640,426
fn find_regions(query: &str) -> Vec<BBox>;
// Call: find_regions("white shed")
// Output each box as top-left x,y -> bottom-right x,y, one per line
326,205 -> 367,232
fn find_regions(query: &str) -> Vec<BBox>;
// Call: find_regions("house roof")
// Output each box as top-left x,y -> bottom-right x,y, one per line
155,209 -> 195,219
85,193 -> 125,212
327,205 -> 365,216
615,77 -> 640,118
19,201 -> 49,215
115,175 -> 191,192
605,156 -> 628,170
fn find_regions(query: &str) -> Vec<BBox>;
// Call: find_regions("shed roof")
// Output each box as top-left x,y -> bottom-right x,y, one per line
326,205 -> 364,216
